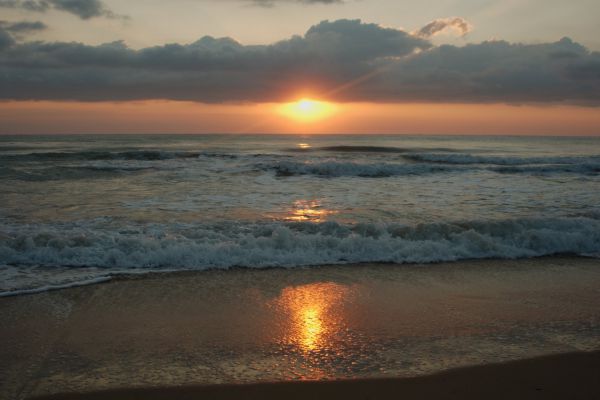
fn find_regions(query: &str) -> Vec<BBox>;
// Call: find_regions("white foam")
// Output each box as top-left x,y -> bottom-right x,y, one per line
0,276 -> 112,297
1,217 -> 599,296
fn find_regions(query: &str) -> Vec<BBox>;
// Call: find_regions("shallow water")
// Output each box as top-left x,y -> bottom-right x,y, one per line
1,134 -> 600,294
2,258 -> 599,397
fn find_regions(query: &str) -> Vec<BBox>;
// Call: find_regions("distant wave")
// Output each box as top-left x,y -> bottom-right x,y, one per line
1,216 -> 599,295
262,160 -> 600,177
0,150 -> 205,162
0,146 -> 37,152
4,154 -> 599,181
321,146 -> 408,153
0,150 -> 297,163
283,145 -> 407,153
405,153 -> 600,166
265,161 -> 457,177
491,164 -> 600,175
284,146 -> 458,153
0,165 -> 157,181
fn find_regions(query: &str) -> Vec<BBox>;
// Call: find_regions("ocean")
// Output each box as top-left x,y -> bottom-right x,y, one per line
1,134 -> 600,296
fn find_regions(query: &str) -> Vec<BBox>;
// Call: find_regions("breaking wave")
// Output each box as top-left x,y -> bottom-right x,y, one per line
1,216 -> 599,296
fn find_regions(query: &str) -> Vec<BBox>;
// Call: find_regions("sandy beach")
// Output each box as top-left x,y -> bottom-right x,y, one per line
29,351 -> 600,400
1,256 -> 599,399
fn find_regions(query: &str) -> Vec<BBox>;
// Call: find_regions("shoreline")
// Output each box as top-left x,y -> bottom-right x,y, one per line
29,350 -> 600,400
2,255 -> 599,399
2,254 -> 598,298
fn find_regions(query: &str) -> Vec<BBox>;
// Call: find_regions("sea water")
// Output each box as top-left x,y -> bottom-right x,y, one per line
1,134 -> 599,295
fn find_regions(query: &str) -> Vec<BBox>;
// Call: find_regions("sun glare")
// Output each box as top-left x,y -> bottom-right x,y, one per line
279,98 -> 337,122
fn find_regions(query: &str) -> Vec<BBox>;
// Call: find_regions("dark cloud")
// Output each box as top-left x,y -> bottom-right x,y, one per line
20,0 -> 49,11
0,20 -> 47,33
0,0 -> 124,19
0,20 -> 46,47
0,27 -> 15,50
0,19 -> 598,105
371,37 -> 600,104
416,17 -> 472,38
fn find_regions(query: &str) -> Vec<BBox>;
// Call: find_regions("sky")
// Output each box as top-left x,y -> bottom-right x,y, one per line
0,0 -> 599,135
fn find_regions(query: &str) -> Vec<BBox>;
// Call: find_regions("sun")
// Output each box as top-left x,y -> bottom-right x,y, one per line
278,98 -> 337,122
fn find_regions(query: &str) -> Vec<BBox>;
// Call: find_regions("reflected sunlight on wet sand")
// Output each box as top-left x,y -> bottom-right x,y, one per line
1,257 -> 599,398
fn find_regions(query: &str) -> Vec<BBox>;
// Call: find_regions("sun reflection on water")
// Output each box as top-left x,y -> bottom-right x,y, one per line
272,282 -> 350,353
265,281 -> 379,379
300,307 -> 322,351
286,200 -> 337,222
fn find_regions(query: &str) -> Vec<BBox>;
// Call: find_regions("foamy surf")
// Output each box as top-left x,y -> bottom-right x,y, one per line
0,276 -> 112,298
1,216 -> 599,296
2,134 -> 599,296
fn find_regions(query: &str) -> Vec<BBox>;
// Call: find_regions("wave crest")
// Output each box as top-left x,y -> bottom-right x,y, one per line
1,216 -> 599,295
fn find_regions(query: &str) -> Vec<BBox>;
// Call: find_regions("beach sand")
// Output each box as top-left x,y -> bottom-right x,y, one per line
28,351 -> 600,400
1,256 -> 599,399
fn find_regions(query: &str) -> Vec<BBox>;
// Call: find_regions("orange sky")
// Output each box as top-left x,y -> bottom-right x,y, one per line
0,100 -> 598,135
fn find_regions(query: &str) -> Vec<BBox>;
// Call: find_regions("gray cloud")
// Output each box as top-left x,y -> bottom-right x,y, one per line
0,0 -> 124,19
0,21 -> 46,46
0,19 -> 598,105
19,0 -> 49,11
0,20 -> 47,34
0,0 -> 49,11
416,17 -> 473,38
0,27 -> 15,50
373,37 -> 599,104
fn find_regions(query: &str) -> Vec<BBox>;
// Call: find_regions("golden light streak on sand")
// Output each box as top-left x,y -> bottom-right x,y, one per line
272,282 -> 350,353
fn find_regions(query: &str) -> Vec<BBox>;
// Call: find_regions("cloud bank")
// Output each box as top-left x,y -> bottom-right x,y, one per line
0,0 -> 123,19
0,19 -> 599,105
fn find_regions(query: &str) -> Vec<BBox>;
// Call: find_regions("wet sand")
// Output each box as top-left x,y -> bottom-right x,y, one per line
29,351 -> 600,400
1,256 -> 599,399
